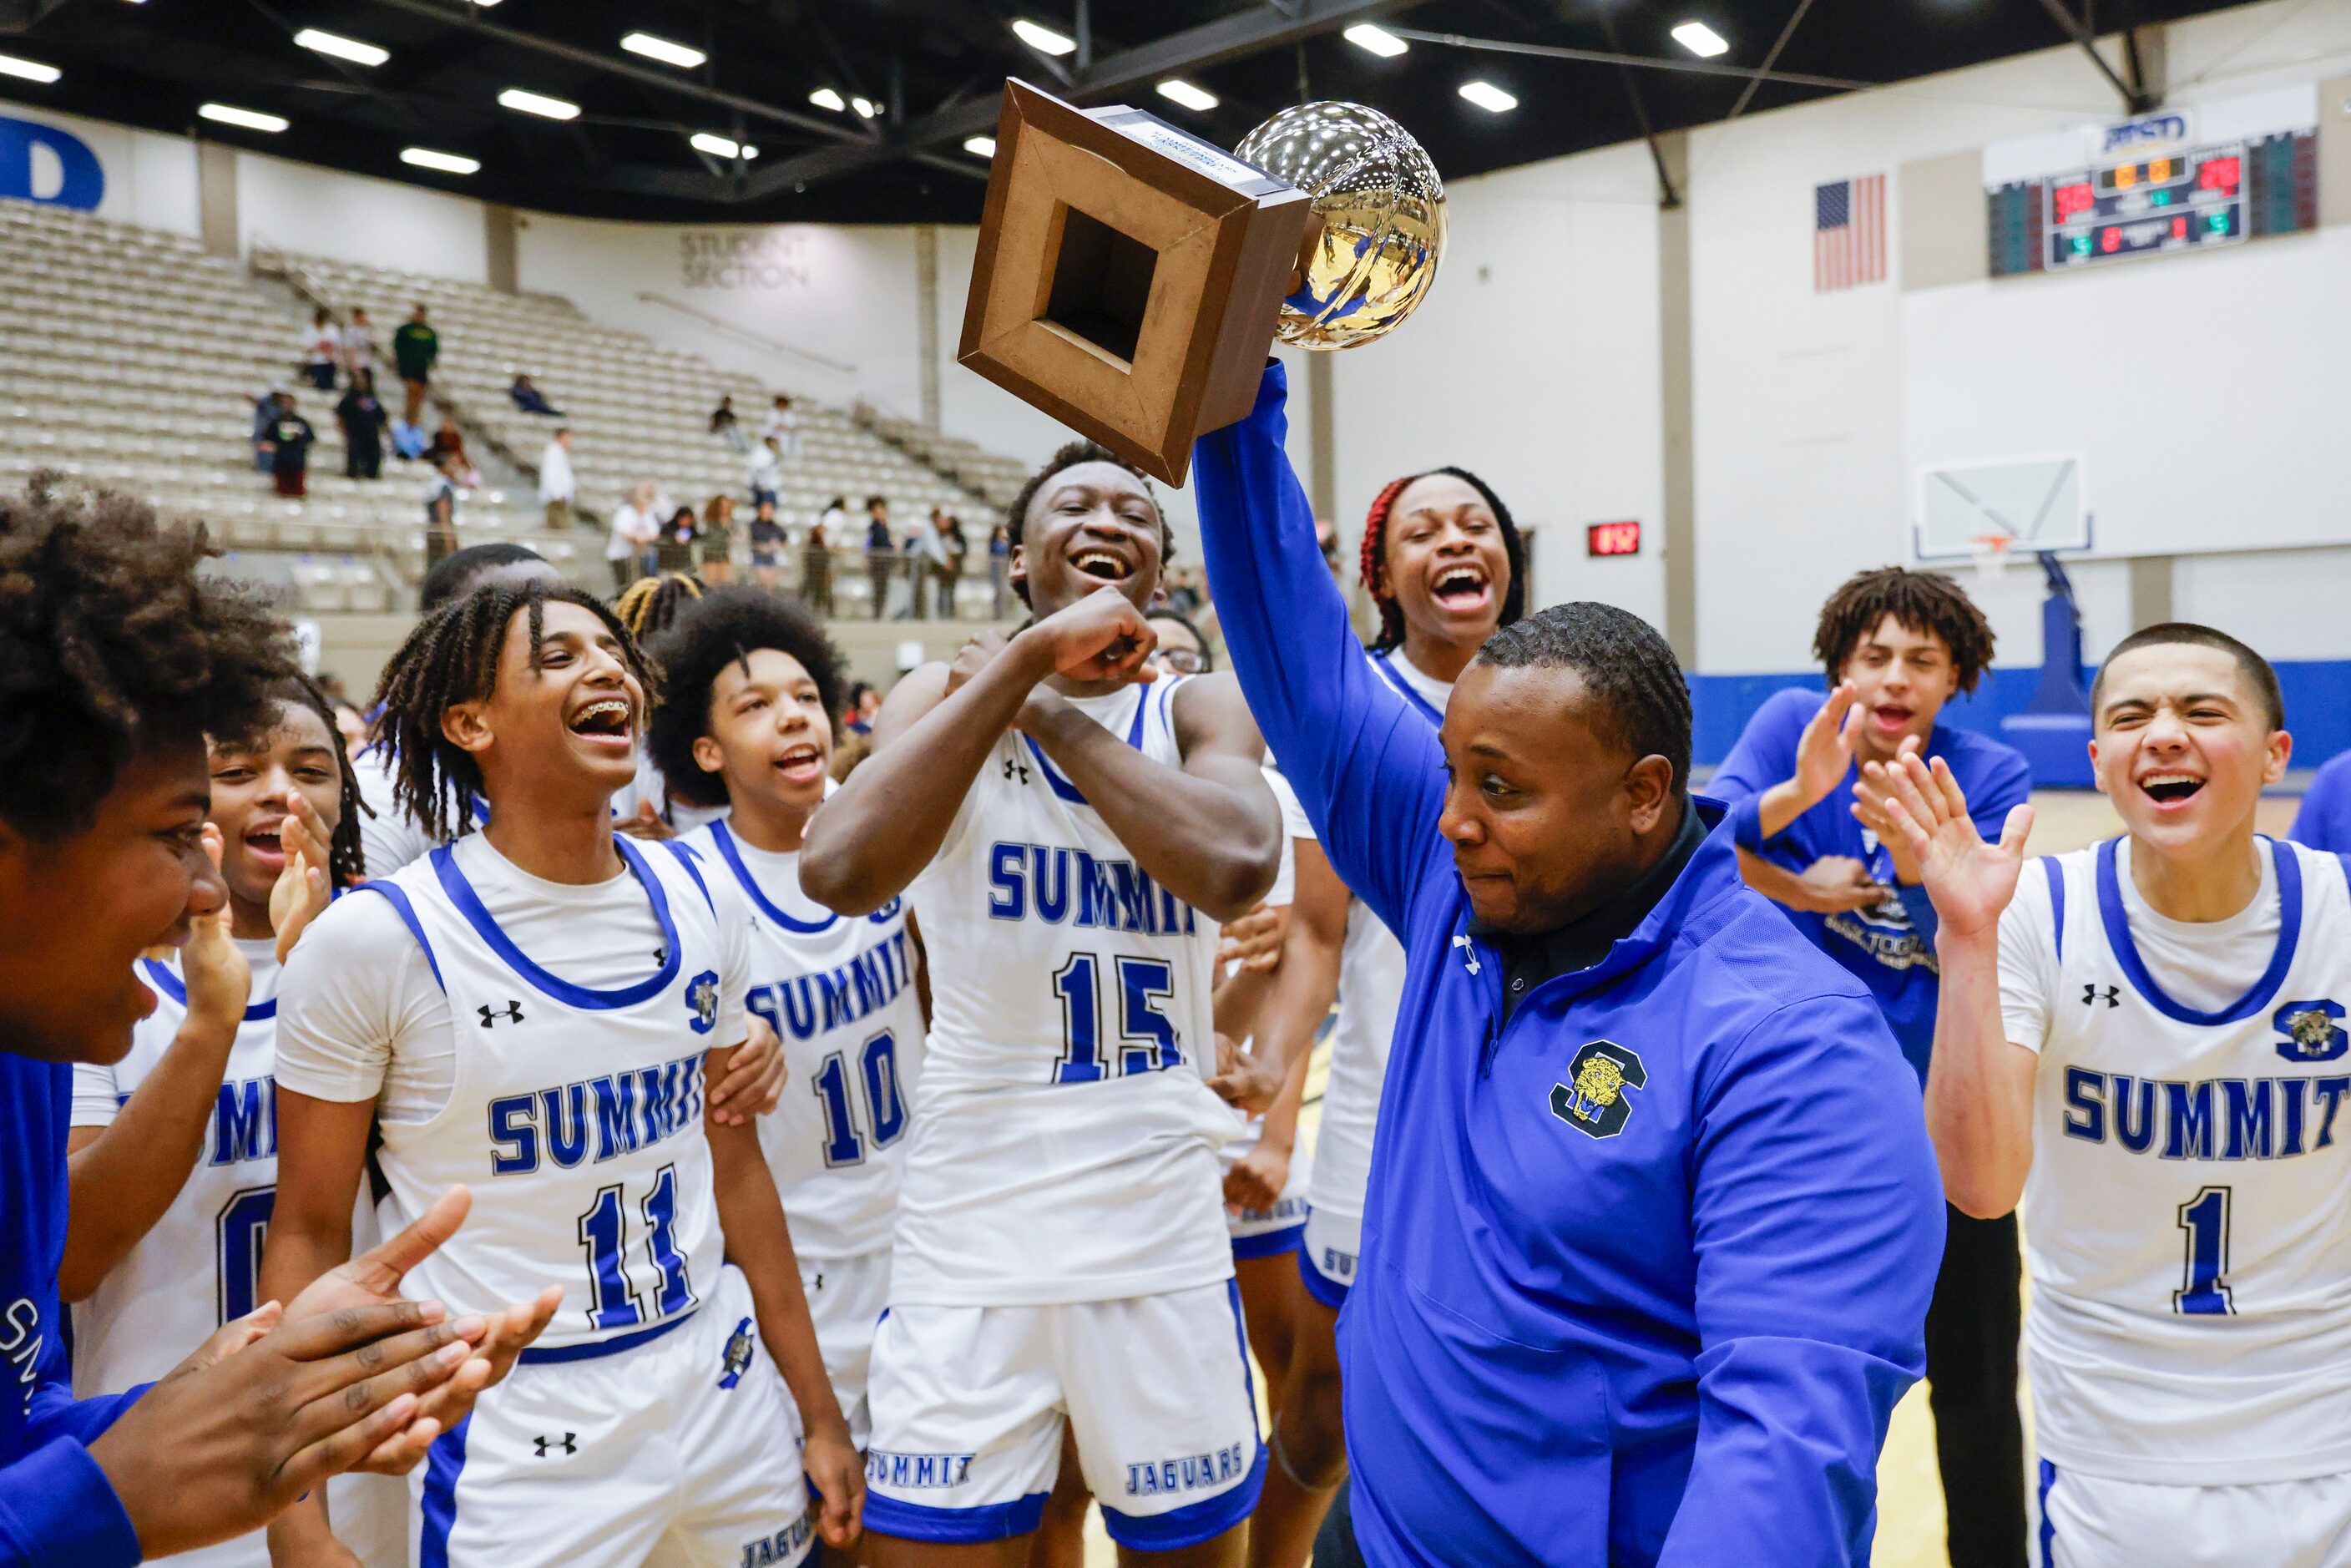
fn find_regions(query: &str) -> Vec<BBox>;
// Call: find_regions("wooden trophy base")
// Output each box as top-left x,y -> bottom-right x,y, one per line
958,79 -> 1312,486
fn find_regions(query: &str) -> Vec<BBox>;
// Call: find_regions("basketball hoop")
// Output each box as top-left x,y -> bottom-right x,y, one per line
1969,533 -> 2014,582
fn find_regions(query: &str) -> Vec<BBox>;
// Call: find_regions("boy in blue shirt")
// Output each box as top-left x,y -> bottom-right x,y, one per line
0,491 -> 554,1567
1708,567 -> 2030,1568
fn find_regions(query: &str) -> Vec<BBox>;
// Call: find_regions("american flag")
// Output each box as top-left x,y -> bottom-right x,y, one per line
1814,174 -> 1886,292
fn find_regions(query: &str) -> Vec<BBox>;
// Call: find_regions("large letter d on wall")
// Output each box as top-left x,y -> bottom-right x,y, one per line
0,115 -> 103,210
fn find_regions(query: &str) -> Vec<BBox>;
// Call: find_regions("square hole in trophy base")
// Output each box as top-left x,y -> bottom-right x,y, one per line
1044,206 -> 1159,367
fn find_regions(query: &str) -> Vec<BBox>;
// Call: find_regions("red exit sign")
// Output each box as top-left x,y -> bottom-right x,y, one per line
1586,520 -> 1641,557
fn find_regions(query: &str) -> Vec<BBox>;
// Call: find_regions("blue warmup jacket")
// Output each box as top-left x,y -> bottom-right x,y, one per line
0,1053 -> 144,1567
2293,750 -> 2351,853
1709,687 -> 2031,1082
1192,366 -> 1944,1568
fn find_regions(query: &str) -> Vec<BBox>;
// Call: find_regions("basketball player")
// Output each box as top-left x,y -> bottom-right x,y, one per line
262,581 -> 862,1565
0,492 -> 553,1565
356,543 -> 564,878
2290,746 -> 2351,852
645,589 -> 928,1499
1221,463 -> 1527,1567
1888,622 -> 2351,1567
62,676 -> 407,1567
1710,568 -> 2030,1568
799,441 -> 1282,1561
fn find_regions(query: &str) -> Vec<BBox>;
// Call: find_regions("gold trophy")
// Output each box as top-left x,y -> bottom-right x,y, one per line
958,81 -> 1445,484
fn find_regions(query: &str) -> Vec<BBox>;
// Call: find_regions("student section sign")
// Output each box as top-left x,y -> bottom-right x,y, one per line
0,114 -> 102,210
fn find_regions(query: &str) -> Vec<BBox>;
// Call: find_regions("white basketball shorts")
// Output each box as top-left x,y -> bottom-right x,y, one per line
2040,1461 -> 2351,1568
1221,1131 -> 1312,1260
862,1281 -> 1264,1549
801,1248 -> 890,1452
413,1265 -> 813,1568
1299,1203 -> 1360,1308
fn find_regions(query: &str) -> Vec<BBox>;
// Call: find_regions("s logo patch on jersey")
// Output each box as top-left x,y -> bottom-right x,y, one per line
717,1316 -> 755,1388
685,969 -> 720,1035
1551,1040 -> 1648,1141
2275,999 -> 2348,1064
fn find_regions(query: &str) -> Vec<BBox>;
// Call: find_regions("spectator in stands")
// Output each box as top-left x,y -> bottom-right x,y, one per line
424,418 -> 480,488
697,494 -> 736,585
606,479 -> 662,594
508,373 -> 563,417
659,504 -> 699,575
779,399 -> 803,460
710,394 -> 747,454
339,306 -> 376,386
538,426 -> 577,529
1164,563 -> 1206,618
897,507 -> 937,622
422,449 -> 465,569
749,498 -> 787,592
252,387 -> 286,473
301,308 -> 340,391
817,493 -> 847,540
863,496 -> 893,620
798,505 -> 832,615
334,368 -> 387,482
747,434 -> 783,512
935,508 -> 968,620
262,395 -> 316,498
987,520 -> 1011,619
392,302 -> 438,428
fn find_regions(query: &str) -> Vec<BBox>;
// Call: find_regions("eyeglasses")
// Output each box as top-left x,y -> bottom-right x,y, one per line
1150,649 -> 1206,674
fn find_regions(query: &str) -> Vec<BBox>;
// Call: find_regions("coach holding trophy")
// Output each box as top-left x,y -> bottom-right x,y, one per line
958,84 -> 1944,1565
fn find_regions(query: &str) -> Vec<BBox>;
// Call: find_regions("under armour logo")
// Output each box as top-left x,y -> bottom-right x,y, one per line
2082,984 -> 2121,1009
1452,933 -> 1481,975
653,946 -> 668,967
1004,755 -> 1031,785
532,1433 -> 577,1457
478,1001 -> 524,1027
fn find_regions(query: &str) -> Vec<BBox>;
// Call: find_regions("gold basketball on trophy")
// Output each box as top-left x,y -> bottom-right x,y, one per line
1235,101 -> 1446,351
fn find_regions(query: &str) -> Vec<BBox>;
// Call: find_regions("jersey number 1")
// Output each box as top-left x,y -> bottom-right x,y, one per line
2175,1185 -> 2235,1317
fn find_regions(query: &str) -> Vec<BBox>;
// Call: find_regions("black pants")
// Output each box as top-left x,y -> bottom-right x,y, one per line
1928,1203 -> 2027,1568
1312,1476 -> 1365,1568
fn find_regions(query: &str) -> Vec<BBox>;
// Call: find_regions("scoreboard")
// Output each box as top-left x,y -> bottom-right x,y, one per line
1989,122 -> 2316,277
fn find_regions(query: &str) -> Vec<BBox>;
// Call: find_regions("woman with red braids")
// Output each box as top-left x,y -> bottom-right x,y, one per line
1240,465 -> 1524,1568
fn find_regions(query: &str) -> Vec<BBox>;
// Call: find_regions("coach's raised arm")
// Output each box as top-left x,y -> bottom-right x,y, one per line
1190,362 -> 1946,1567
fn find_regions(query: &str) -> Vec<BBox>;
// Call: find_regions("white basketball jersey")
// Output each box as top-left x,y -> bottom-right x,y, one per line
1307,649 -> 1444,1226
2025,837 -> 2351,1484
358,837 -> 730,1351
678,819 -> 925,1260
72,946 -> 402,1568
899,676 -> 1234,1306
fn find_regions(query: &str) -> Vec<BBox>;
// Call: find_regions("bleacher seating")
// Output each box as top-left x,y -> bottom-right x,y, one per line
260,249 -> 1006,609
0,197 -> 580,598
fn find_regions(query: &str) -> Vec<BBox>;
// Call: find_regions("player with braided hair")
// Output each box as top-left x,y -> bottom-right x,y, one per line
265,579 -> 860,1565
612,573 -> 722,839
63,670 -> 404,1567
1708,564 -> 2031,1568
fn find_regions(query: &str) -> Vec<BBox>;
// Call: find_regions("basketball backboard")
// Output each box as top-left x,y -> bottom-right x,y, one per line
1914,453 -> 2091,561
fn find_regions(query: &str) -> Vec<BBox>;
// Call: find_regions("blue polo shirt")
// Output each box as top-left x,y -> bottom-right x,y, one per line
2292,750 -> 2351,853
0,1052 -> 144,1567
1193,366 -> 1943,1568
1710,686 -> 2031,1083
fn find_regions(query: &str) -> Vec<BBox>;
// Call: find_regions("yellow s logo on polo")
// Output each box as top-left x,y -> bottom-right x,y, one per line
1552,1040 -> 1648,1140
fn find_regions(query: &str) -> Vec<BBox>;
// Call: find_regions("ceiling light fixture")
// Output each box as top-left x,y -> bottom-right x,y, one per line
294,28 -> 389,68
402,147 -> 480,175
199,103 -> 288,133
1342,23 -> 1407,58
1011,18 -> 1076,56
1459,80 -> 1518,113
690,132 -> 755,159
808,87 -> 846,112
1671,21 -> 1730,58
498,88 -> 580,121
1155,79 -> 1217,112
621,32 -> 705,70
0,53 -> 60,83
964,135 -> 997,157
851,95 -> 877,119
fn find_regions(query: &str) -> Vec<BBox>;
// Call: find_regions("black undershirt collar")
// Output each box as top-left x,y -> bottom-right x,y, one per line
1472,798 -> 1706,1025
